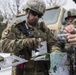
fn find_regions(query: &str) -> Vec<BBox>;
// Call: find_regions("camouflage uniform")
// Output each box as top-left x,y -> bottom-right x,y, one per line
0,15 -> 7,39
0,0 -> 62,75
58,9 -> 76,49
57,9 -> 76,74
0,20 -> 62,75
0,20 -> 62,53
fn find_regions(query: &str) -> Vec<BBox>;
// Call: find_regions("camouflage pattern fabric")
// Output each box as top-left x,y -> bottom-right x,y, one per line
57,18 -> 76,75
0,20 -> 62,75
0,20 -> 62,54
72,19 -> 76,27
23,0 -> 46,15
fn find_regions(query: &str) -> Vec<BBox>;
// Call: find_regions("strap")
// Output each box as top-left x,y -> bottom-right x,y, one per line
16,21 -> 30,37
16,21 -> 31,56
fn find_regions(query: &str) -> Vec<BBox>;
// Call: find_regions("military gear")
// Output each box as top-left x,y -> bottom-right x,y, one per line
64,9 -> 76,20
22,0 -> 46,15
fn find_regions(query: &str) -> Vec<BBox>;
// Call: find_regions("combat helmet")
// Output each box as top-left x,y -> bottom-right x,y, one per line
22,0 -> 46,15
64,9 -> 76,20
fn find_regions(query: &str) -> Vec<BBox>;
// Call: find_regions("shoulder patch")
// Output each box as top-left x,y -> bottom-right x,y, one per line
4,30 -> 9,35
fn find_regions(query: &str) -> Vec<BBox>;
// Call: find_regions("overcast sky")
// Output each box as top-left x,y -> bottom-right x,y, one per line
62,0 -> 76,10
43,0 -> 76,10
19,0 -> 76,12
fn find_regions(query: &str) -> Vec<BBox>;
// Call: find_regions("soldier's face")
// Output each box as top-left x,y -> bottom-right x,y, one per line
66,17 -> 75,25
27,10 -> 42,25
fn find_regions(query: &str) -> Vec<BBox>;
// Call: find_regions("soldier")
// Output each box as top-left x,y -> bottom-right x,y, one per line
64,9 -> 76,25
63,9 -> 76,75
0,0 -> 63,75
64,9 -> 76,47
58,9 -> 76,44
56,9 -> 76,75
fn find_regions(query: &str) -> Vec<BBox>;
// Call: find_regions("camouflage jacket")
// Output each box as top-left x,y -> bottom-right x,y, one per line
0,20 -> 62,59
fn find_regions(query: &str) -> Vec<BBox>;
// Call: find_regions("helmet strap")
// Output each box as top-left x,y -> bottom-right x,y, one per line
26,9 -> 31,19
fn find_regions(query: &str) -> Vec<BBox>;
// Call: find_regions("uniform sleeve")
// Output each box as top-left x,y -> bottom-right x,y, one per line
46,28 -> 63,53
72,19 -> 76,27
0,25 -> 39,53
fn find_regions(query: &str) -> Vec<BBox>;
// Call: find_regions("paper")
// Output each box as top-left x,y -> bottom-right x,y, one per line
0,55 -> 28,68
32,41 -> 47,57
0,53 -> 12,75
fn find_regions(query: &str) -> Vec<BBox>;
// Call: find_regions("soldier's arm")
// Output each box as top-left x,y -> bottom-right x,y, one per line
0,25 -> 39,53
46,28 -> 63,53
39,22 -> 63,53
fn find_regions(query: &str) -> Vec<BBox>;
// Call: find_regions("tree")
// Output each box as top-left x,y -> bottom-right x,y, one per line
46,0 -> 66,6
16,0 -> 20,13
0,0 -> 25,19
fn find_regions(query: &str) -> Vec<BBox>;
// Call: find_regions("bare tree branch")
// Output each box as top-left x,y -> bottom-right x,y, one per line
46,0 -> 52,6
47,0 -> 66,6
8,3 -> 15,17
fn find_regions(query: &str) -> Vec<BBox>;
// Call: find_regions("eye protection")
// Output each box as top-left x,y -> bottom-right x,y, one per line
30,10 -> 42,18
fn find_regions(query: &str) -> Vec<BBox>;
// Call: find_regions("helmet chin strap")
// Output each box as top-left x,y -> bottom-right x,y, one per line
26,9 -> 31,20
26,12 -> 30,24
